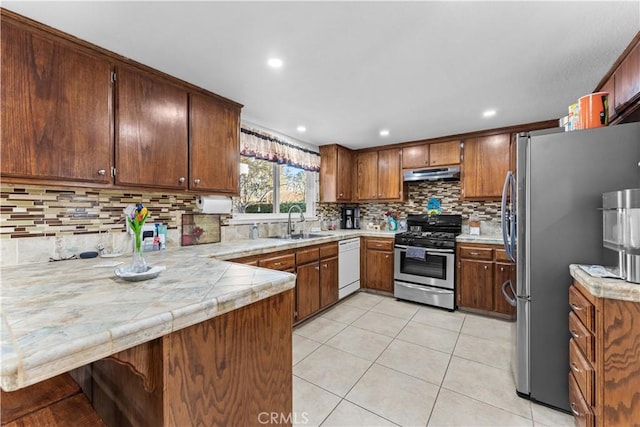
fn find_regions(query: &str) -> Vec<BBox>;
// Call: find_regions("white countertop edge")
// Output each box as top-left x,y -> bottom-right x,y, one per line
569,264 -> 640,303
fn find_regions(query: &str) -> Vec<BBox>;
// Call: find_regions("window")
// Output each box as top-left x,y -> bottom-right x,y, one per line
233,156 -> 317,219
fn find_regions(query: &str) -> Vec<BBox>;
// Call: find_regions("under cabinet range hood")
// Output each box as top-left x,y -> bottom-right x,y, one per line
402,166 -> 460,182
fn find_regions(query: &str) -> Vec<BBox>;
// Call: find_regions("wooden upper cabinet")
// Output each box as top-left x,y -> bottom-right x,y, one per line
600,77 -> 616,120
356,149 -> 401,201
429,141 -> 461,166
319,144 -> 353,202
402,141 -> 460,170
402,144 -> 430,169
461,133 -> 510,200
613,39 -> 640,111
356,151 -> 379,201
1,20 -> 112,183
377,148 -> 401,199
189,93 -> 240,194
115,66 -> 188,189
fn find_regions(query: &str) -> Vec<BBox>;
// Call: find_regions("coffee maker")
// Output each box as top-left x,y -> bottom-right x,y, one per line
603,188 -> 640,283
340,204 -> 360,229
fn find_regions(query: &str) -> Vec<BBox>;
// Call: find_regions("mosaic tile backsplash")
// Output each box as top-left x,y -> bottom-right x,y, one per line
317,180 -> 502,227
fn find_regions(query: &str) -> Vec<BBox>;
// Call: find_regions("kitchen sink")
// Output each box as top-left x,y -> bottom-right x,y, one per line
268,233 -> 327,240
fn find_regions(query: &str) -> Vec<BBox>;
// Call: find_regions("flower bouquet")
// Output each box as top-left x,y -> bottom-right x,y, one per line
126,203 -> 149,273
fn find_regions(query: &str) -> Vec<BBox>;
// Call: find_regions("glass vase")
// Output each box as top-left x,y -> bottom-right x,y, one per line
130,231 -> 148,273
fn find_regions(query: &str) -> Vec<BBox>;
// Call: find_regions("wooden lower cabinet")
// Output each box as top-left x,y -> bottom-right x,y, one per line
88,291 -> 293,427
458,259 -> 493,311
361,238 -> 394,293
230,242 -> 339,324
569,278 -> 640,427
456,243 -> 515,317
296,261 -> 320,321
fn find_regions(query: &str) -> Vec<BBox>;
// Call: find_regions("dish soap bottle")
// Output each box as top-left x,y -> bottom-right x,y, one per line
251,223 -> 259,240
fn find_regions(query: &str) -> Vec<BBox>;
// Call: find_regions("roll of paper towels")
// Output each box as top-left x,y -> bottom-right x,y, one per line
195,195 -> 232,214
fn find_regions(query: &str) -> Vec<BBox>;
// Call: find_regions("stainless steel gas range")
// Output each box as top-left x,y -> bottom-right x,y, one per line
394,214 -> 462,311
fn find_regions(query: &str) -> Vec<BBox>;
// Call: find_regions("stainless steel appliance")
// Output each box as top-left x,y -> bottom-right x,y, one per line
394,214 -> 462,310
339,238 -> 360,298
402,166 -> 460,182
603,188 -> 640,283
501,122 -> 640,412
340,205 -> 360,229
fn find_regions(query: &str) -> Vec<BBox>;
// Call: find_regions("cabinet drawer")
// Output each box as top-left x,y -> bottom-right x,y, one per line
568,372 -> 594,427
569,338 -> 595,405
366,239 -> 393,251
494,249 -> 512,262
459,246 -> 493,260
297,247 -> 320,265
259,253 -> 296,271
319,242 -> 338,259
569,311 -> 595,364
569,285 -> 595,332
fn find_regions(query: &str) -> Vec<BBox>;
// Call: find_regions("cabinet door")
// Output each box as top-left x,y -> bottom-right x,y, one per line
189,93 -> 240,194
1,21 -> 112,183
429,141 -> 461,166
336,146 -> 353,201
319,145 -> 338,202
614,41 -> 640,110
377,148 -> 401,199
402,144 -> 429,169
364,250 -> 394,292
458,259 -> 493,310
461,134 -> 510,200
319,256 -> 339,308
356,151 -> 378,201
115,66 -> 188,189
494,262 -> 516,315
296,262 -> 320,321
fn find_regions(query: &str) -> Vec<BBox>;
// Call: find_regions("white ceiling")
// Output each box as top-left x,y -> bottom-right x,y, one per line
4,1 -> 639,149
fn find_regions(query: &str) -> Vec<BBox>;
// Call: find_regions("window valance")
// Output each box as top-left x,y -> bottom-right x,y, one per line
240,126 -> 320,172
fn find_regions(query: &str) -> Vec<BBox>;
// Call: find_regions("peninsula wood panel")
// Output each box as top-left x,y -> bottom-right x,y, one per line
165,291 -> 293,427
189,93 -> 240,194
1,20 -> 112,183
115,65 -> 188,189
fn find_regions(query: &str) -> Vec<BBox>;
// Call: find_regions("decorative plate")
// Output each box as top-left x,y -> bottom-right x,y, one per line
114,265 -> 166,282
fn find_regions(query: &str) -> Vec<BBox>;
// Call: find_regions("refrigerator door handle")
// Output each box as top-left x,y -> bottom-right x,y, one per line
501,171 -> 515,261
501,279 -> 517,307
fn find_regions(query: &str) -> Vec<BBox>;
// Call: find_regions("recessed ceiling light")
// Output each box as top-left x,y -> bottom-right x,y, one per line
379,129 -> 390,137
267,58 -> 283,68
297,125 -> 306,133
483,109 -> 497,118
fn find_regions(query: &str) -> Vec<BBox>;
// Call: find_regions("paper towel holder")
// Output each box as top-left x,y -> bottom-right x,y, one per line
195,195 -> 232,214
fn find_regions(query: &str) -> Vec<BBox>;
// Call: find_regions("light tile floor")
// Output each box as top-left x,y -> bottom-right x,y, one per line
292,292 -> 575,427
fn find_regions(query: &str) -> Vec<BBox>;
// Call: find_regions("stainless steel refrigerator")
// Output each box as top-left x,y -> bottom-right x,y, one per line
500,121 -> 640,412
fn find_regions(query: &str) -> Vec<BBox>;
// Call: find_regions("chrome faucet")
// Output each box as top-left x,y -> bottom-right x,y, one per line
287,205 -> 305,236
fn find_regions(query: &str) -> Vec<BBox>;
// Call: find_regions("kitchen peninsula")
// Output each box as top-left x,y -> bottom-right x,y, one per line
1,248 -> 296,426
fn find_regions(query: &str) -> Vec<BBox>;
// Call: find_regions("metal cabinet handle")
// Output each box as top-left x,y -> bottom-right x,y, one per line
339,193 -> 343,197
470,252 -> 479,255
570,329 -> 580,339
570,402 -> 581,417
97,169 -> 106,176
484,265 -> 488,270
194,179 -> 201,185
178,177 -> 185,183
315,266 -> 320,270
273,262 -> 282,266
385,255 -> 389,259
570,362 -> 581,373
322,264 -> 328,268
570,303 -> 584,311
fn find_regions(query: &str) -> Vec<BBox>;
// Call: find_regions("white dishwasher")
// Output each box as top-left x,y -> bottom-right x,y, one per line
338,238 -> 360,299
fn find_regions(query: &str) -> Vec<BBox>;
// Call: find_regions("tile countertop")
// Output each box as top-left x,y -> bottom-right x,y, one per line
0,230 -> 395,392
456,234 -> 504,245
0,248 -> 297,392
570,264 -> 640,303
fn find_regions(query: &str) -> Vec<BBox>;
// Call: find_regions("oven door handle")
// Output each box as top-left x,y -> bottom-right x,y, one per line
394,245 -> 454,254
396,281 -> 453,293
